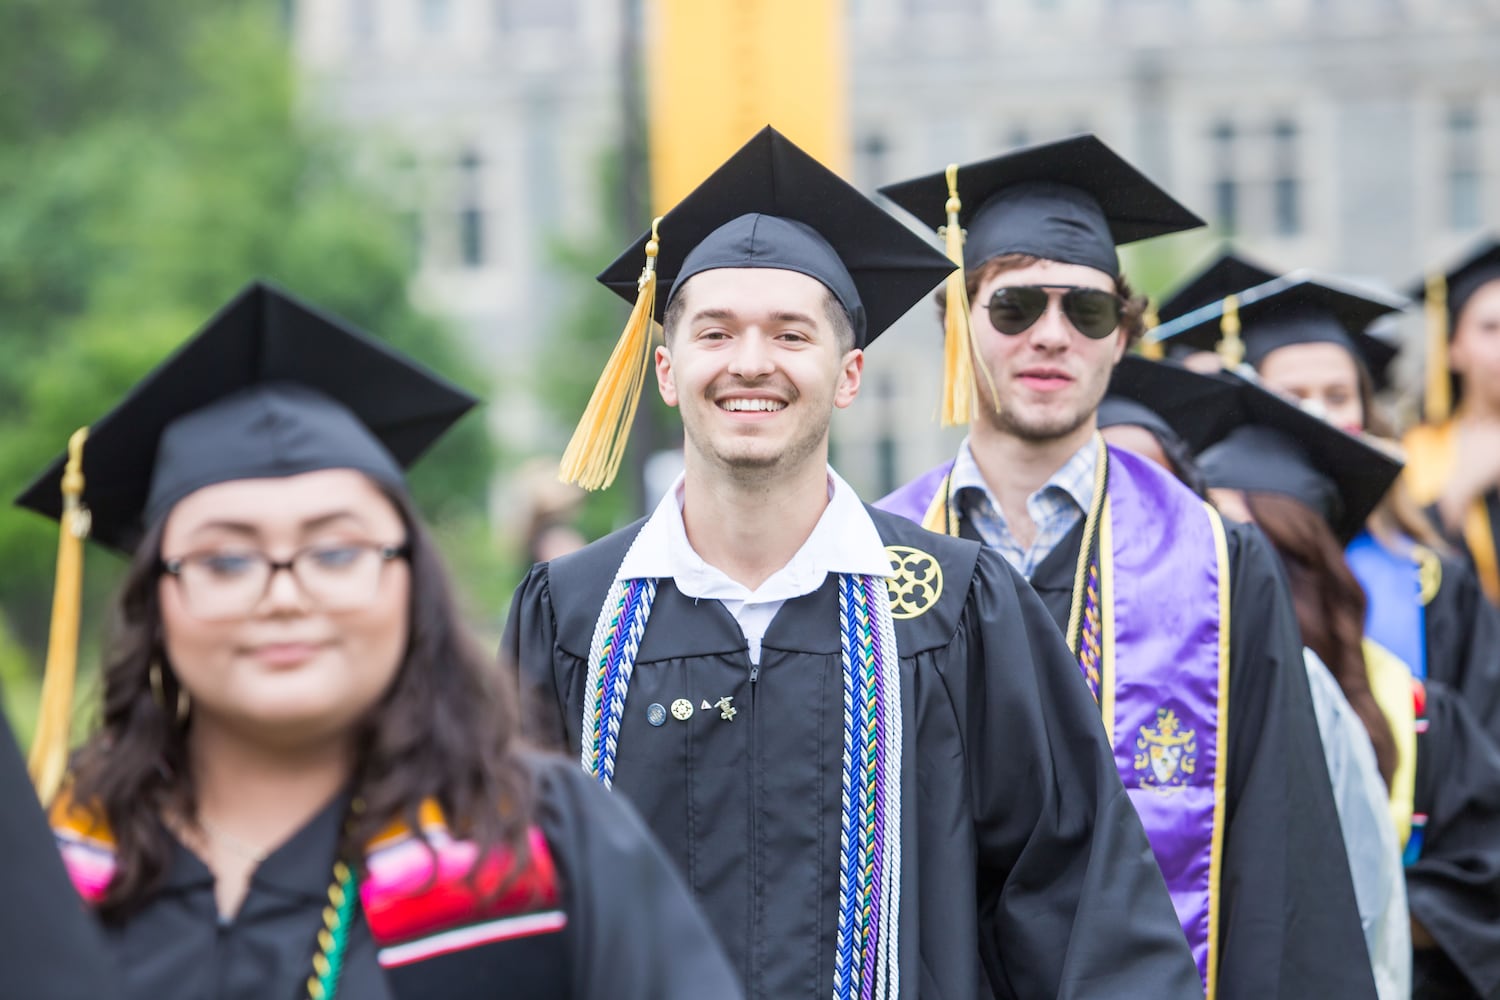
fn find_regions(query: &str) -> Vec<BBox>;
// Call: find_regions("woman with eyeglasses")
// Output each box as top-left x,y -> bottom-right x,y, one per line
18,283 -> 740,1000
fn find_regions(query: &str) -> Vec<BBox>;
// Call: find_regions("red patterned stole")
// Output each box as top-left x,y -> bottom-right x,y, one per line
49,795 -> 566,968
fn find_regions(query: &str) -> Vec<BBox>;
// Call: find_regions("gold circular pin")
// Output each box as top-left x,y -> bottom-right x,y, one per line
670,698 -> 694,721
885,545 -> 943,619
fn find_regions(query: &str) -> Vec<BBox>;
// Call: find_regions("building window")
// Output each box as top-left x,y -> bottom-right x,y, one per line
1271,118 -> 1301,236
1447,102 -> 1482,232
350,0 -> 376,45
496,0 -> 578,32
1210,120 -> 1237,233
457,149 -> 485,269
420,0 -> 450,35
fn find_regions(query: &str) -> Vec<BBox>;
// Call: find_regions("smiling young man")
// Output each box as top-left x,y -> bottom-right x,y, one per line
504,128 -> 1201,1000
877,135 -> 1380,1000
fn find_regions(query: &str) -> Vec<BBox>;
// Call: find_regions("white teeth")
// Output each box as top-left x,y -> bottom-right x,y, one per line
719,398 -> 786,412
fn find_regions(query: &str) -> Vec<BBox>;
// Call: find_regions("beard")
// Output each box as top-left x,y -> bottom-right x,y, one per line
973,361 -> 1112,444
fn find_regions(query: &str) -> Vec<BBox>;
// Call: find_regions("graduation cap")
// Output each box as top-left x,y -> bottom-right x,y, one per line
17,281 -> 477,553
1155,246 -> 1279,325
1148,271 -> 1406,389
1100,355 -> 1239,454
879,133 -> 1205,279
1407,235 -> 1500,423
14,280 -> 476,802
564,126 -> 955,489
1195,370 -> 1403,545
876,133 -> 1203,424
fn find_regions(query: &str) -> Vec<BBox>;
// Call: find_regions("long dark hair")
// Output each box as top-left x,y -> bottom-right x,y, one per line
1245,491 -> 1398,787
66,487 -> 533,919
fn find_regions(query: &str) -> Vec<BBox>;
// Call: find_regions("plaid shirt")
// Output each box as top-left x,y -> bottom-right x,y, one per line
950,435 -> 1099,579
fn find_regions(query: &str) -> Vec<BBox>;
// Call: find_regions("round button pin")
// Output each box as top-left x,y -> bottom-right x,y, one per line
646,703 -> 667,727
670,698 -> 694,721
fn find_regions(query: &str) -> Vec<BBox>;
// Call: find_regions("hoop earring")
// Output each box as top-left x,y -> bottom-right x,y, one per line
149,661 -> 191,724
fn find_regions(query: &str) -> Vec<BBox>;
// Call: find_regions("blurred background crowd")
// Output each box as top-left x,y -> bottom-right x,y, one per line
3,0 -> 1497,741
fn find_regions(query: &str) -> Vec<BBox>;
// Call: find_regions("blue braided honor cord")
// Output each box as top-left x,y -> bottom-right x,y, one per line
581,576 -> 657,788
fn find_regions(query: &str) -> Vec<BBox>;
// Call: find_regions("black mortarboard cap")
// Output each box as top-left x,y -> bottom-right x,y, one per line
597,127 -> 953,348
15,281 -> 477,552
1406,236 -> 1500,421
1196,370 -> 1402,544
877,133 -> 1204,279
1409,235 -> 1500,328
1156,246 -> 1279,324
1150,271 -> 1406,389
1102,355 -> 1239,454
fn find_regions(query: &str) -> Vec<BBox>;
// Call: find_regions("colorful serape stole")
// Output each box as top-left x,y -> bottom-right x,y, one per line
580,567 -> 904,1000
50,795 -> 566,971
361,803 -> 564,968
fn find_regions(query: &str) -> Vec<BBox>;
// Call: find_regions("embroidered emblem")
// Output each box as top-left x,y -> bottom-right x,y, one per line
1133,708 -> 1198,788
884,545 -> 943,620
646,703 -> 667,727
716,696 -> 737,721
1415,545 -> 1442,606
670,699 -> 694,721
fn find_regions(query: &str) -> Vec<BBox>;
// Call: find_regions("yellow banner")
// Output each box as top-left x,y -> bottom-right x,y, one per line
645,0 -> 848,215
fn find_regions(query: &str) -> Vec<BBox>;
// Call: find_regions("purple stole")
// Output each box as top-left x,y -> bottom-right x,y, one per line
878,442 -> 1231,994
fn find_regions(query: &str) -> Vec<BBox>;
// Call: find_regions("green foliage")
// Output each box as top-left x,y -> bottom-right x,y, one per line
0,3 -> 498,698
533,150 -> 680,538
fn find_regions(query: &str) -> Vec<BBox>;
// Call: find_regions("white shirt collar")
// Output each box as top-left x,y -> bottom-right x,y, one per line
614,466 -> 892,603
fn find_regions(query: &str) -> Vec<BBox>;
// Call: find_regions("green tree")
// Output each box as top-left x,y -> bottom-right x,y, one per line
0,2 -> 498,720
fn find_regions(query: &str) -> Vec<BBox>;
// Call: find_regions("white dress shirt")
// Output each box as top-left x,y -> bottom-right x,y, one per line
615,467 -> 892,664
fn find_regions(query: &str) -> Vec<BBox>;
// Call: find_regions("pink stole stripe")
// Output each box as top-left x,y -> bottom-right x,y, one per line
1107,447 -> 1226,990
361,825 -> 560,948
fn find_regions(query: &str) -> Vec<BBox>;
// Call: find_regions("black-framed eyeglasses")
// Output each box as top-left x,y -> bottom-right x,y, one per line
159,541 -> 410,621
986,285 -> 1125,340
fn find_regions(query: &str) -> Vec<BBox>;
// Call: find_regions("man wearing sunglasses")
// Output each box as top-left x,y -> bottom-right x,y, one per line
876,135 -> 1379,1000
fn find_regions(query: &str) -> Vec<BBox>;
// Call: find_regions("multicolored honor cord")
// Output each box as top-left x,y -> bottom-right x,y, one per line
580,571 -> 903,999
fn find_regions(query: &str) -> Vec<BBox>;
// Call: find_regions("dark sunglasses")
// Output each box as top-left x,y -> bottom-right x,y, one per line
986,285 -> 1124,340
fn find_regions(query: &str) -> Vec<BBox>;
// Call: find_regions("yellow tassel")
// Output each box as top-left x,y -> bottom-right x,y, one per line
938,165 -> 997,426
1424,273 -> 1452,424
1215,294 -> 1245,370
28,428 -> 91,805
1137,305 -> 1164,359
559,218 -> 663,491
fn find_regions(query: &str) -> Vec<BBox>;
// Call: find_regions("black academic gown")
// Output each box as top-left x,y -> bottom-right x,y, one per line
0,712 -> 119,1000
505,508 -> 1203,1000
1407,682 -> 1500,1000
94,754 -> 740,1000
1424,552 -> 1500,743
1017,516 -> 1378,1000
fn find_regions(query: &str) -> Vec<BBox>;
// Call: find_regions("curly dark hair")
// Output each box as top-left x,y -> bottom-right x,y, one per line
934,252 -> 1150,347
65,486 -> 533,920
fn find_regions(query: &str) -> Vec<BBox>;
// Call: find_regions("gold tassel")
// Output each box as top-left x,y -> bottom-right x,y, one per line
28,428 -> 91,805
938,165 -> 996,425
1137,305 -> 1164,359
1424,273 -> 1452,424
559,218 -> 663,491
1215,294 -> 1245,370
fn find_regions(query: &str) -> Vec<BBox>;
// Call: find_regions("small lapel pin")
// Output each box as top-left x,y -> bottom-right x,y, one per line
716,696 -> 737,722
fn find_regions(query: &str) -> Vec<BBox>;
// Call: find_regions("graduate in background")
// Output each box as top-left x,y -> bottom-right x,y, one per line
16,283 -> 740,1000
505,127 -> 1201,1000
1198,377 -> 1500,1000
1404,237 -> 1500,607
876,135 -> 1377,999
1154,273 -> 1500,744
1101,357 -> 1411,999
